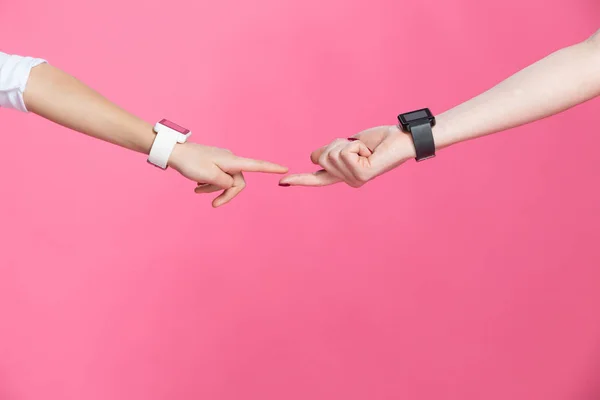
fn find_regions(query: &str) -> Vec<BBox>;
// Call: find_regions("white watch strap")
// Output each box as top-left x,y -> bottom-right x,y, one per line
148,129 -> 180,169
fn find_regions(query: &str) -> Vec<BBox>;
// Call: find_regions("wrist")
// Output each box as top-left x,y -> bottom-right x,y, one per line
147,119 -> 193,169
391,111 -> 457,160
167,141 -> 187,170
432,112 -> 459,151
138,123 -> 157,154
389,125 -> 417,160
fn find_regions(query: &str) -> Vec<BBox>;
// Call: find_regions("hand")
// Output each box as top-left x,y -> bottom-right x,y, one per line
169,142 -> 288,207
279,125 -> 416,188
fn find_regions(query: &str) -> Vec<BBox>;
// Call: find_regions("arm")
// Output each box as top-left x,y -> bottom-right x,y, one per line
24,62 -> 156,154
280,30 -> 600,188
434,30 -> 600,150
0,54 -> 287,207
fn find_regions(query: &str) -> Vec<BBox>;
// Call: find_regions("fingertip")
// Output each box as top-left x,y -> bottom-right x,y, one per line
254,166 -> 289,174
212,199 -> 224,208
262,162 -> 288,173
310,146 -> 326,165
211,195 -> 223,208
278,175 -> 298,185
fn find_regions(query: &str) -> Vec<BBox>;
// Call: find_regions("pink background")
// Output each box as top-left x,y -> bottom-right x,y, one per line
1,1 -> 600,399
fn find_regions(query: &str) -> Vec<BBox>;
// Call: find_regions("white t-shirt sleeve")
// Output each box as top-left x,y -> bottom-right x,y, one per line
0,52 -> 47,112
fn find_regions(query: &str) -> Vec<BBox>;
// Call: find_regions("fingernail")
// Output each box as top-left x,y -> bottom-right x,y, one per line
279,183 -> 290,187
347,137 -> 358,141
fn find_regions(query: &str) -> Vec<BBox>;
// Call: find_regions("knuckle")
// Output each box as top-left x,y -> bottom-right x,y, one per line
340,149 -> 352,158
318,154 -> 328,166
354,169 -> 370,183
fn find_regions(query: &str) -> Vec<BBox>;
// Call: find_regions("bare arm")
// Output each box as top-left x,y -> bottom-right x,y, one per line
281,30 -> 600,188
434,30 -> 600,149
2,57 -> 287,207
23,63 -> 155,154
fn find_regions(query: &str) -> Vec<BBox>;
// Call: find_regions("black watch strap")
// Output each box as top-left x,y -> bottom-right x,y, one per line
398,108 -> 436,162
410,121 -> 436,161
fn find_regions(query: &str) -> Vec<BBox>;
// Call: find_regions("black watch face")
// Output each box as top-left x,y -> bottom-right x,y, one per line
398,108 -> 435,130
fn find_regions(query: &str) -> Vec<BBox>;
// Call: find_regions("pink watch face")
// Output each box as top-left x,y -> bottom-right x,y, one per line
159,119 -> 190,135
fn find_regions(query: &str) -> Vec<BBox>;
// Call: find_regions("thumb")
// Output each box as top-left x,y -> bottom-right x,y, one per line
364,136 -> 408,177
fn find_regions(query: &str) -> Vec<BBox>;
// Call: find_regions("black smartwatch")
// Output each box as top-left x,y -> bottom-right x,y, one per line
397,108 -> 436,161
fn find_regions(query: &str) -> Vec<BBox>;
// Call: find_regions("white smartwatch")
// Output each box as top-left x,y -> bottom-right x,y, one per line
147,119 -> 192,169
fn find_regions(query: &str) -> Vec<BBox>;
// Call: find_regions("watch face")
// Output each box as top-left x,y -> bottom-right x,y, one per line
398,108 -> 435,130
159,119 -> 190,135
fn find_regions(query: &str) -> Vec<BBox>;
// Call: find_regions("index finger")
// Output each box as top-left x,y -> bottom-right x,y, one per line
226,156 -> 289,174
279,170 -> 341,187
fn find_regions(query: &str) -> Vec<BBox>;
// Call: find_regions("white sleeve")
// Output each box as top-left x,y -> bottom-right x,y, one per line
0,52 -> 47,112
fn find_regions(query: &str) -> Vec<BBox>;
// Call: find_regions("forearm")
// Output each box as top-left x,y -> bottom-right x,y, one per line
433,30 -> 600,149
23,63 -> 154,154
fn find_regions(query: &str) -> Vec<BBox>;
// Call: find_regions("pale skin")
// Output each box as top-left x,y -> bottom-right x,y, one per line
280,30 -> 600,188
21,30 -> 600,200
23,65 -> 288,208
